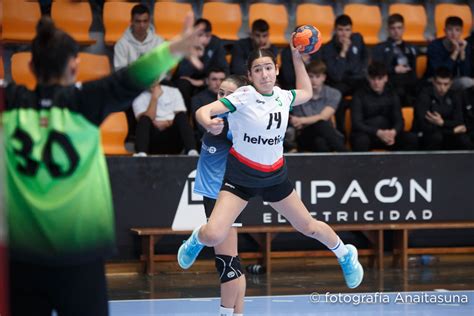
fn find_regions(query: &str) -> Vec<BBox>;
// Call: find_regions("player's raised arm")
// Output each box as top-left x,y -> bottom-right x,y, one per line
290,35 -> 313,106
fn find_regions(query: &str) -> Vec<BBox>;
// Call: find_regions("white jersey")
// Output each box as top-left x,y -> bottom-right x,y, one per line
221,85 -> 296,187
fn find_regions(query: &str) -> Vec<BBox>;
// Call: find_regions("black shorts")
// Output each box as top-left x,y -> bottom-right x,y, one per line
203,196 -> 242,227
220,178 -> 294,203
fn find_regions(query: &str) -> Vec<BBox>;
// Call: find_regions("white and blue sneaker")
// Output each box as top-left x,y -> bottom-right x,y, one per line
177,227 -> 204,269
338,244 -> 364,289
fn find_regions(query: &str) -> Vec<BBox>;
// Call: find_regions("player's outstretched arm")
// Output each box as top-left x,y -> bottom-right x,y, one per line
291,35 -> 313,106
129,13 -> 204,88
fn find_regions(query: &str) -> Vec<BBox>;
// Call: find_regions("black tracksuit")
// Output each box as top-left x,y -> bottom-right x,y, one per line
320,33 -> 369,133
413,86 -> 471,150
371,39 -> 418,106
351,84 -> 418,151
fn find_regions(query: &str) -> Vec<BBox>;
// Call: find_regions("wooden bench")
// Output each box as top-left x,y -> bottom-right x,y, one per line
131,221 -> 474,276
131,224 -> 385,276
387,222 -> 474,270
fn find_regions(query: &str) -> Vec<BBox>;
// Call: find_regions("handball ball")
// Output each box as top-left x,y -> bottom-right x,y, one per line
292,25 -> 322,54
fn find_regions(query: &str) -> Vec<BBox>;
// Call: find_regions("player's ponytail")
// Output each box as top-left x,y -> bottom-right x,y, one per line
35,15 -> 55,43
31,16 -> 79,84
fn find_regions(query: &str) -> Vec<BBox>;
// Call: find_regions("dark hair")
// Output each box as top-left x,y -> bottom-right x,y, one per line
434,66 -> 453,79
388,13 -> 404,26
195,18 -> 212,33
206,66 -> 226,77
335,14 -> 352,27
368,62 -> 388,78
246,49 -> 277,71
131,4 -> 150,19
306,59 -> 327,75
252,19 -> 270,33
445,16 -> 463,28
224,75 -> 249,88
31,17 -> 79,83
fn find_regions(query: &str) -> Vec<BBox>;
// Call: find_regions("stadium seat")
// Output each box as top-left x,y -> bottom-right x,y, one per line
51,1 -> 95,45
0,0 -> 3,40
416,55 -> 427,79
11,52 -> 36,90
202,2 -> 242,41
402,107 -> 414,132
3,0 -> 41,43
249,3 -> 288,46
343,4 -> 382,45
77,53 -> 111,82
11,51 -> 111,89
389,4 -> 427,44
295,3 -> 334,44
103,2 -> 135,45
434,3 -> 472,38
100,112 -> 130,155
154,2 -> 193,40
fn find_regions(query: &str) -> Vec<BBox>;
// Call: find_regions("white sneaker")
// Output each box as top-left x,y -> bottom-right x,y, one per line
133,152 -> 147,157
187,149 -> 199,156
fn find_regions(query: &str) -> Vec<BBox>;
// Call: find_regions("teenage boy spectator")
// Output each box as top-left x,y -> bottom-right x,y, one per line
173,18 -> 228,110
321,14 -> 369,96
230,19 -> 278,76
114,4 -> 164,70
133,82 -> 198,156
414,67 -> 471,150
290,60 -> 346,152
351,62 -> 418,151
320,14 -> 369,133
191,68 -> 226,138
114,4 -> 164,148
426,16 -> 473,90
372,14 -> 418,106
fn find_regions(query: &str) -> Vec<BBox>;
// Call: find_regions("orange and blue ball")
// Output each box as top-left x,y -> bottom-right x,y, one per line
292,25 -> 322,55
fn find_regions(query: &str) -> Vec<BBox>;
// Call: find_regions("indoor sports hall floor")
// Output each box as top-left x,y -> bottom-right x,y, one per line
106,255 -> 474,315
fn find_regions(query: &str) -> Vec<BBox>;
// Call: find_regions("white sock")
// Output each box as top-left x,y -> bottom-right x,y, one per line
219,306 -> 234,316
330,237 -> 349,258
194,226 -> 204,245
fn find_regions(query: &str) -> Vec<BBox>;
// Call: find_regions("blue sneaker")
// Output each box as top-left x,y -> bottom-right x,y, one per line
177,227 -> 204,269
338,244 -> 364,289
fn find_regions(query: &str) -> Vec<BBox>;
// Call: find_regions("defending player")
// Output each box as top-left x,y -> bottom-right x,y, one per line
194,75 -> 248,316
2,15 -> 203,316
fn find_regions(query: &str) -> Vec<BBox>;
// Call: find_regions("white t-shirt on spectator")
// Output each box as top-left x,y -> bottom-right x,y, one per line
132,85 -> 186,121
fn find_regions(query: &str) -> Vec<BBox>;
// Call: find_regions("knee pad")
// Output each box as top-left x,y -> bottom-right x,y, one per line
215,255 -> 243,283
